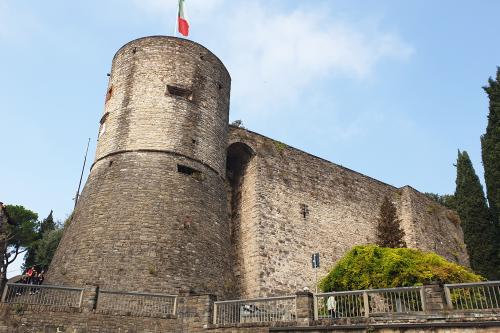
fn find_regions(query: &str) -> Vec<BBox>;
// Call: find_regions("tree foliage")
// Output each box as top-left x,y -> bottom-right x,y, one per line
1,205 -> 38,290
375,196 -> 406,248
481,67 -> 500,270
39,210 -> 56,235
454,150 -> 498,279
424,193 -> 457,210
24,210 -> 57,269
24,211 -> 67,271
31,228 -> 63,270
319,245 -> 483,292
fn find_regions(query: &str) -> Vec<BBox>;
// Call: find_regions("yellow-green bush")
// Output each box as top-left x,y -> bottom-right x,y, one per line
319,245 -> 483,292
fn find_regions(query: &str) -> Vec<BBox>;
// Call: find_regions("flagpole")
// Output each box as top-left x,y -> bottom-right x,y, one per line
173,0 -> 178,36
74,138 -> 91,209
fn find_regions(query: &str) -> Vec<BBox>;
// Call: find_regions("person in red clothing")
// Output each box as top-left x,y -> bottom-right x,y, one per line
26,267 -> 34,284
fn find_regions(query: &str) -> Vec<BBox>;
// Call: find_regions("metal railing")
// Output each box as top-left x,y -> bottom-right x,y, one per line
96,290 -> 177,317
213,295 -> 296,325
2,283 -> 83,308
444,281 -> 500,311
315,286 -> 425,319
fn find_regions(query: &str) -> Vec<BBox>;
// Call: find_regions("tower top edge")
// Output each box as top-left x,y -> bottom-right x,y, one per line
112,35 -> 230,77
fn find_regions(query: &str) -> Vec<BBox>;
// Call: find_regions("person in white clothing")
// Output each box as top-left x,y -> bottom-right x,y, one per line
327,296 -> 337,318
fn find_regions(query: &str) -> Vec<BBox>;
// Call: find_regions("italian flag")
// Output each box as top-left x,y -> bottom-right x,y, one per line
178,0 -> 189,36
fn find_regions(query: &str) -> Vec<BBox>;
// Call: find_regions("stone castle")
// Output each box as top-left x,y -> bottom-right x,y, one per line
46,36 -> 469,300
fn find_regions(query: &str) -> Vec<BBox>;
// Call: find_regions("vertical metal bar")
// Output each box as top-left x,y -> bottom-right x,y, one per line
485,285 -> 492,309
401,291 -> 405,312
464,288 -> 471,310
479,286 -> 486,309
493,285 -> 499,308
388,291 -> 392,313
173,296 -> 178,316
352,295 -> 356,317
472,287 -> 479,309
358,294 -> 362,317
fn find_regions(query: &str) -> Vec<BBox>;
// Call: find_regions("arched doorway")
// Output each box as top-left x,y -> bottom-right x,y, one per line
226,142 -> 255,297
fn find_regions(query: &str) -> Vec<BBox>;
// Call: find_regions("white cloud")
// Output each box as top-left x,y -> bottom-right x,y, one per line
220,2 -> 413,113
130,0 -> 414,115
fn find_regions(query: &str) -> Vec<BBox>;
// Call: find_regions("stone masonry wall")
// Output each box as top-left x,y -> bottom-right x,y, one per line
47,152 -> 233,296
96,36 -> 231,176
399,186 -> 469,265
228,126 -> 469,297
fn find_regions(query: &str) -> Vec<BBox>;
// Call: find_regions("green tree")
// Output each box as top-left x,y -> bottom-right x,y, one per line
1,205 -> 38,291
424,193 -> 457,210
375,196 -> 406,248
481,67 -> 500,264
32,229 -> 63,270
39,210 -> 56,235
319,245 -> 483,292
24,210 -> 57,269
454,151 -> 497,278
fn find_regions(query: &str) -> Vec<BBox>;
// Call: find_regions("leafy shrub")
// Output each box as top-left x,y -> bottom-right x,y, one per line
319,245 -> 483,292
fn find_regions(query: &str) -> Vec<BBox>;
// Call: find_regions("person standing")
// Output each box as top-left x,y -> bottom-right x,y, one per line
327,295 -> 337,318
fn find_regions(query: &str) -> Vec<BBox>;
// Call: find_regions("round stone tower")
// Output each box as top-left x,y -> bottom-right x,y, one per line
47,36 -> 233,296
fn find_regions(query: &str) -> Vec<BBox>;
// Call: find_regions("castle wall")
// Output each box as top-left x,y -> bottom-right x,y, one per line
228,126 -> 469,297
398,186 -> 468,264
47,36 -> 233,297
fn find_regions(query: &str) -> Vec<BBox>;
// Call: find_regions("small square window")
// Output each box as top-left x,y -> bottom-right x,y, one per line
177,164 -> 205,181
167,85 -> 193,101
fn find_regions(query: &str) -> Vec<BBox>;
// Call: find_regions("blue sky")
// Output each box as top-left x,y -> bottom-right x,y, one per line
1,1 -> 499,274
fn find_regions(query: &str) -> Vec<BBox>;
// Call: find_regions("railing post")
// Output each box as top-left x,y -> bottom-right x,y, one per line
313,294 -> 318,320
295,291 -> 314,326
422,284 -> 446,313
1,283 -> 9,303
213,301 -> 217,325
363,291 -> 369,318
420,286 -> 426,312
183,294 -> 216,330
80,284 -> 98,313
173,296 -> 178,315
443,285 -> 453,310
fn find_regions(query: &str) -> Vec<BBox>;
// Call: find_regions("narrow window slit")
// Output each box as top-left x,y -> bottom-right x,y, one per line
105,85 -> 113,103
300,204 -> 309,219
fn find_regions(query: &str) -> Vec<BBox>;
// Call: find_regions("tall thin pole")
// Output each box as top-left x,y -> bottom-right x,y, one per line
173,0 -> 179,36
74,138 -> 91,209
315,268 -> 318,293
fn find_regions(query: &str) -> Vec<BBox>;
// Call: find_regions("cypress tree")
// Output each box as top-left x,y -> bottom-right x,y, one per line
23,210 -> 56,270
39,210 -> 56,235
481,68 -> 500,244
454,151 -> 497,278
375,196 -> 406,248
